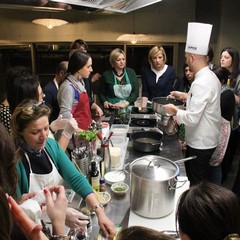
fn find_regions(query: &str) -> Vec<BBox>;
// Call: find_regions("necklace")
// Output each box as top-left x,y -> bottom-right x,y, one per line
113,68 -> 124,77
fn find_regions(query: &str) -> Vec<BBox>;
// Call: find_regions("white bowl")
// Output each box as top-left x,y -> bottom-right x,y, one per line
97,191 -> 111,205
104,171 -> 126,185
111,182 -> 129,195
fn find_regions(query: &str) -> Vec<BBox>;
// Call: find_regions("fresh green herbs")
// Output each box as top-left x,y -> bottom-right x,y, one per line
76,130 -> 97,142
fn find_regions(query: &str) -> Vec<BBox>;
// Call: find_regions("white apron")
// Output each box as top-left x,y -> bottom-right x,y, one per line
25,149 -> 65,195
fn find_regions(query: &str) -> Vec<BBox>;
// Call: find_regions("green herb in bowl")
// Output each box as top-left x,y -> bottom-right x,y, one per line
76,130 -> 97,142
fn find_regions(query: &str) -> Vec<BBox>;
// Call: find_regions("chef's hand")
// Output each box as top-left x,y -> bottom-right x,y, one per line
17,192 -> 37,205
164,104 -> 178,116
50,114 -> 68,132
91,73 -> 102,83
169,91 -> 187,102
65,207 -> 90,229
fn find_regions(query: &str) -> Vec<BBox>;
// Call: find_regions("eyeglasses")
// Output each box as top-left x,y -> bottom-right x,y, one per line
22,101 -> 45,115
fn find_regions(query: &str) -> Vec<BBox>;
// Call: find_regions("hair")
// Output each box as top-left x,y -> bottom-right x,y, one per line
213,67 -> 231,85
109,48 -> 126,68
68,50 -> 91,75
176,181 -> 240,240
207,46 -> 214,62
0,123 -> 18,197
11,99 -> 51,145
117,226 -> 174,240
0,187 -> 12,240
70,39 -> 88,52
221,47 -> 240,83
148,46 -> 167,66
56,61 -> 68,75
69,39 -> 88,58
6,66 -> 39,113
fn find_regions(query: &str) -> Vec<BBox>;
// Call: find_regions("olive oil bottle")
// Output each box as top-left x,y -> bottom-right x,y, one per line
89,161 -> 100,192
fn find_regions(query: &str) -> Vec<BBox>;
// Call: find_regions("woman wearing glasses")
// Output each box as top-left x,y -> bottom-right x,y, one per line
11,99 -> 116,238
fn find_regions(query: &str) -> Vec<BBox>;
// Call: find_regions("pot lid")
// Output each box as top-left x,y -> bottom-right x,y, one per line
131,156 -> 178,181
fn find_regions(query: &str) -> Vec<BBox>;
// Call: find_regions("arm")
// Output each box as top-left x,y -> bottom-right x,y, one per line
85,193 -> 116,238
57,82 -> 75,119
91,102 -> 103,116
7,195 -> 48,240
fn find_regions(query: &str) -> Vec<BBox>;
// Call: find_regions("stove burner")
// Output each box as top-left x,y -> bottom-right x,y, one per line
130,118 -> 157,128
131,107 -> 154,114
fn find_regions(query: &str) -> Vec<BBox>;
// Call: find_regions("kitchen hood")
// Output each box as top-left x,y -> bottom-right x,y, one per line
0,0 -> 163,14
49,0 -> 163,13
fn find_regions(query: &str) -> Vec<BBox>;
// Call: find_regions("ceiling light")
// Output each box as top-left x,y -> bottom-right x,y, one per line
117,33 -> 149,44
32,18 -> 68,29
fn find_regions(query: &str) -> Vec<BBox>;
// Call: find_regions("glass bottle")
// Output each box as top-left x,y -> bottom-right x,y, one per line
89,161 -> 100,192
99,178 -> 106,192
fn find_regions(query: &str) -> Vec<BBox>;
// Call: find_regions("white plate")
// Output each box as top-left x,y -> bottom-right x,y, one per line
104,171 -> 126,185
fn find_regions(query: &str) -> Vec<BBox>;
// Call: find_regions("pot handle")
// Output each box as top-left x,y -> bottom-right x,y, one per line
124,162 -> 130,174
168,178 -> 187,190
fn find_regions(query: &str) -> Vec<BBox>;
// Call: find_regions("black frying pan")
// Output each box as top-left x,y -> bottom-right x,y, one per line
131,131 -> 164,152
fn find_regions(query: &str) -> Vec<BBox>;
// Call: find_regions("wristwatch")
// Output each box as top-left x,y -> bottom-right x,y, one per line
92,203 -> 104,212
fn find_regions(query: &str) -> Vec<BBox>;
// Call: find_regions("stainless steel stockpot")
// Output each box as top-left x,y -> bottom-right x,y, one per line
129,155 -> 179,218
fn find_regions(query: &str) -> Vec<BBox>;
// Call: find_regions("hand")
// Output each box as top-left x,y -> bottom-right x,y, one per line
95,209 -> 116,239
65,207 -> 90,229
169,91 -> 187,101
17,192 -> 37,205
91,73 -> 102,83
95,105 -> 103,117
163,104 -> 178,116
7,195 -> 48,240
50,114 -> 68,132
103,101 -> 112,109
112,101 -> 125,109
44,186 -> 68,235
62,114 -> 79,139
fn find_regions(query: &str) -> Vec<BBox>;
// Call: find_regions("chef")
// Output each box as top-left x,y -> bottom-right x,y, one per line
164,22 -> 221,186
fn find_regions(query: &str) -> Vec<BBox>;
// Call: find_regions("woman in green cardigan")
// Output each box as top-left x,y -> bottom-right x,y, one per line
12,99 -> 116,238
99,48 -> 139,109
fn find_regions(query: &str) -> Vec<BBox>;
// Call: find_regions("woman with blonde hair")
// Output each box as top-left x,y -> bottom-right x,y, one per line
141,45 -> 176,107
99,48 -> 139,109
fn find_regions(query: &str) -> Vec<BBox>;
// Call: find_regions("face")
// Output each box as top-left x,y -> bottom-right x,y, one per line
185,66 -> 195,81
38,85 -> 45,101
152,51 -> 165,70
114,53 -> 126,70
220,51 -> 232,70
22,116 -> 49,150
78,58 -> 93,79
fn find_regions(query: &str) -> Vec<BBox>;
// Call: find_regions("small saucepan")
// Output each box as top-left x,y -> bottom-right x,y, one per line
131,130 -> 163,152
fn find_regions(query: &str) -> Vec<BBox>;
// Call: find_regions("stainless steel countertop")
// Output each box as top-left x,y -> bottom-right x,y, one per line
71,133 -> 184,239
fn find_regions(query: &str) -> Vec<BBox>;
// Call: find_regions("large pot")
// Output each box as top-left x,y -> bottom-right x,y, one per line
152,97 -> 184,116
129,155 -> 179,218
131,130 -> 163,152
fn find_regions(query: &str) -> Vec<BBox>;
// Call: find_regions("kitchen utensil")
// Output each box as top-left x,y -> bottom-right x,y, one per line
130,130 -> 163,152
152,97 -> 184,116
127,155 -> 187,218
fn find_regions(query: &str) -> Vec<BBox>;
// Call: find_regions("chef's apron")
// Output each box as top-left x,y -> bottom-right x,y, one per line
68,79 -> 92,130
107,70 -> 132,104
25,150 -> 65,194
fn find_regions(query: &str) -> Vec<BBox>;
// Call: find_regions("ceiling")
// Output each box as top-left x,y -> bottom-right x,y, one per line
0,0 -> 163,14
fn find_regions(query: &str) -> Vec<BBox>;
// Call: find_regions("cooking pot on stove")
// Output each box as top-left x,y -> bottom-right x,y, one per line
127,155 -> 189,218
131,130 -> 163,152
152,97 -> 184,116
